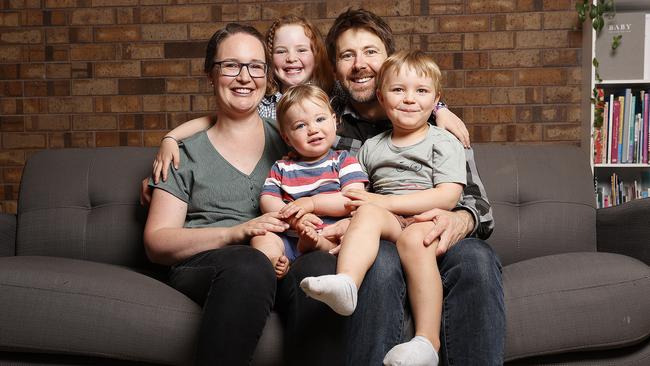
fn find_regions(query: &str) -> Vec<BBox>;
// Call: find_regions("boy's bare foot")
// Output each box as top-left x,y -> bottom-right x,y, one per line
297,226 -> 320,253
273,255 -> 290,279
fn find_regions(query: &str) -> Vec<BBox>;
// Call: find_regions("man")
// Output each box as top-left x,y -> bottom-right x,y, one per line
284,8 -> 504,366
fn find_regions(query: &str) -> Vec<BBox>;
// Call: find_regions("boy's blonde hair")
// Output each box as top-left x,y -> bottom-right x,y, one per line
376,50 -> 442,97
276,84 -> 335,130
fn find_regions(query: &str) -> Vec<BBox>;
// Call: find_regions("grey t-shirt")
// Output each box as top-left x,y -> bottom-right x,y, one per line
150,118 -> 287,228
358,125 -> 466,195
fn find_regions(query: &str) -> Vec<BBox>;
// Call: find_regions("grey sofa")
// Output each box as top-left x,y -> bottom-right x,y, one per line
0,144 -> 648,365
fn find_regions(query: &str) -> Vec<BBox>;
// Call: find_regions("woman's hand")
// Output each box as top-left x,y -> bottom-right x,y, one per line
232,212 -> 290,242
435,108 -> 470,148
152,137 -> 181,184
343,189 -> 388,210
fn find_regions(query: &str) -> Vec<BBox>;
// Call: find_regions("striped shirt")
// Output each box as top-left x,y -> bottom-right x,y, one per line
261,149 -> 368,202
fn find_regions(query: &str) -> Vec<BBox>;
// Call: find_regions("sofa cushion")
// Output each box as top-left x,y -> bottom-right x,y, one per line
0,256 -> 201,365
504,252 -> 650,361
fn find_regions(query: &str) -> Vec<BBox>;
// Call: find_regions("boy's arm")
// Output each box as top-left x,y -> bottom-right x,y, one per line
344,183 -> 463,216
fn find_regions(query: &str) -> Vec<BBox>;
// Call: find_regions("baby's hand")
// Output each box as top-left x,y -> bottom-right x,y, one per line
343,189 -> 387,209
293,213 -> 323,232
279,197 -> 315,219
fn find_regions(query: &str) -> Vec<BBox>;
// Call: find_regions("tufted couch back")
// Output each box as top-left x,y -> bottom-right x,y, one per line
17,147 -> 157,269
15,144 -> 598,269
473,144 -> 597,266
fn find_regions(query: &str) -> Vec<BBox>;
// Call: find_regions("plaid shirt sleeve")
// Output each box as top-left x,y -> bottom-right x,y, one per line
453,148 -> 494,239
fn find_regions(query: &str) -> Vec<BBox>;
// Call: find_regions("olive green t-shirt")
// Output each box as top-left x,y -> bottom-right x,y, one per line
150,118 -> 287,228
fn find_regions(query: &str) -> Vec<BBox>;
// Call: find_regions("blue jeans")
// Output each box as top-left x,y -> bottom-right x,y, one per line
346,238 -> 505,366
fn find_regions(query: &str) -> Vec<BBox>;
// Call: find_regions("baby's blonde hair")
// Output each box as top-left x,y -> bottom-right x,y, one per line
376,50 -> 442,96
276,84 -> 335,131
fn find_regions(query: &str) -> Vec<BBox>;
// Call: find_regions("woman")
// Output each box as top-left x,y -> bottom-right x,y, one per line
143,23 -> 288,365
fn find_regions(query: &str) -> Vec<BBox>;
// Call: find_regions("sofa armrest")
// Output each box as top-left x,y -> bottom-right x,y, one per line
0,213 -> 16,257
597,197 -> 650,265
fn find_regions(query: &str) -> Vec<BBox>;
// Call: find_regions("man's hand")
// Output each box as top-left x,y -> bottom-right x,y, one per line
435,108 -> 470,148
319,218 -> 351,255
343,189 -> 387,210
413,209 -> 474,256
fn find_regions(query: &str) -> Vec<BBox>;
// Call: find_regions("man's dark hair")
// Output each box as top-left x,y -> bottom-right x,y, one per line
325,8 -> 395,67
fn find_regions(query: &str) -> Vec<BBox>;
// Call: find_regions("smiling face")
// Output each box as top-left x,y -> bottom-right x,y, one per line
281,98 -> 337,161
272,24 -> 315,92
335,28 -> 387,104
210,33 -> 267,117
377,66 -> 440,136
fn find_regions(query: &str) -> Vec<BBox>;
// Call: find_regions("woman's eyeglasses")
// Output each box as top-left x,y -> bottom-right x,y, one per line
213,61 -> 267,78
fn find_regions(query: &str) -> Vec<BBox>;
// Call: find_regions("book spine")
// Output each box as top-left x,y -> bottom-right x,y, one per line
628,95 -> 636,163
612,99 -> 621,163
645,92 -> 649,164
623,89 -> 632,163
607,93 -> 615,163
618,96 -> 625,163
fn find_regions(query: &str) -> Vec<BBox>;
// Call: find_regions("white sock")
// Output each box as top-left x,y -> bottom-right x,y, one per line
299,274 -> 358,316
383,336 -> 439,366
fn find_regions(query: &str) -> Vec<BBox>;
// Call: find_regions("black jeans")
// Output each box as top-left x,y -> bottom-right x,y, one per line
168,245 -> 276,366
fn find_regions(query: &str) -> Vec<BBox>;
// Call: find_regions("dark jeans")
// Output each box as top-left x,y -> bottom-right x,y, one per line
168,245 -> 276,366
281,238 -> 505,366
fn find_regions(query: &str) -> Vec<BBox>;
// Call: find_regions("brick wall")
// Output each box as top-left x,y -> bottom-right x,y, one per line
0,0 -> 583,213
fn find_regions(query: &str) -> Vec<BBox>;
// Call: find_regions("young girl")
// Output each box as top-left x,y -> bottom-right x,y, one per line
254,84 -> 367,278
301,51 -> 466,366
148,16 -> 333,183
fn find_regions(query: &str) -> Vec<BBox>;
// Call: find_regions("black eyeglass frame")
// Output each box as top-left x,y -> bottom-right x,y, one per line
212,60 -> 268,78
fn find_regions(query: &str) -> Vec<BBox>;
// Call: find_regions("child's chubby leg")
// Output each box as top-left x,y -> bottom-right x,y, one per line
300,204 -> 403,316
384,221 -> 441,366
250,232 -> 290,279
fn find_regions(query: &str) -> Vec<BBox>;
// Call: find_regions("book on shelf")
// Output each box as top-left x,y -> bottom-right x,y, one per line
593,87 -> 650,165
596,171 -> 650,208
595,12 -> 650,80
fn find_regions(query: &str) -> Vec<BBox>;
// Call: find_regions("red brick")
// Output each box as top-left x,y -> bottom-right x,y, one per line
140,7 -> 162,24
543,0 -> 574,10
92,0 -> 139,6
421,34 -> 463,52
20,64 -> 46,79
96,132 -> 120,147
2,133 -> 46,149
262,3 -> 310,20
73,115 -> 117,130
122,44 -> 164,59
116,8 -> 134,24
464,106 -> 515,124
120,131 -> 143,146
95,96 -> 142,113
143,131 -> 167,147
46,63 -> 71,79
516,68 -> 566,86
1,116 -> 24,131
70,8 -> 114,25
0,46 -> 21,62
70,27 -> 93,43
464,32 -> 514,50
142,60 -> 188,77
45,45 -> 69,62
466,70 -> 514,87
26,46 -> 45,61
70,44 -> 117,61
444,89 -> 491,106
542,49 -> 578,66
166,79 -> 199,93
25,115 -> 71,131
544,124 -> 580,141
543,86 -> 581,103
508,124 -> 543,142
490,50 -> 541,68
440,16 -> 490,32
164,6 -> 213,23
516,30 -> 569,48
95,26 -> 140,42
118,78 -> 165,94
0,29 -> 42,44
0,81 -> 22,97
492,13 -> 542,31
471,124 -> 508,142
3,167 -> 23,184
48,97 -> 93,113
44,0 -> 77,8
0,12 -> 20,26
429,4 -> 464,15
23,9 -> 43,25
543,11 -> 579,30
0,151 -> 25,165
190,95 -> 210,112
142,24 -> 187,41
387,17 -> 437,34
143,95 -> 190,112
72,79 -> 118,95
468,0 -> 516,13
490,87 -> 540,104
0,64 -> 18,79
94,61 -> 141,78
22,99 -> 48,114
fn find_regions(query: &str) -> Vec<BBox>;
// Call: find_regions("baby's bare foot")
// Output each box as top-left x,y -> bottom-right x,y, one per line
297,226 -> 320,253
273,255 -> 290,279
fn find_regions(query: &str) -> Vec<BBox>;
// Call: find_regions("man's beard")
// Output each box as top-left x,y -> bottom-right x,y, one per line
343,71 -> 378,104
